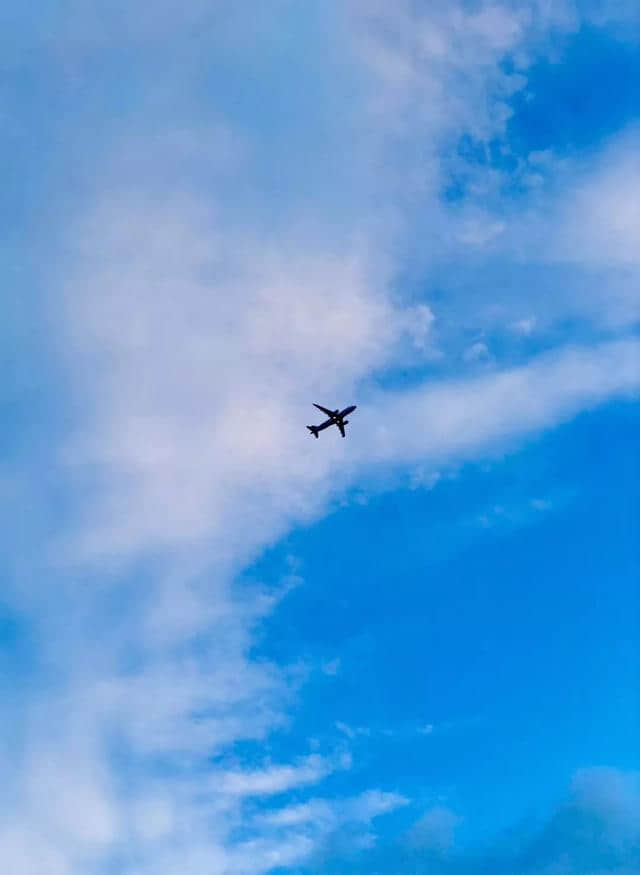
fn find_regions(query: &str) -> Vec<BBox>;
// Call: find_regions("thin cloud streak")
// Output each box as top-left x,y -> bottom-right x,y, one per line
357,338 -> 639,466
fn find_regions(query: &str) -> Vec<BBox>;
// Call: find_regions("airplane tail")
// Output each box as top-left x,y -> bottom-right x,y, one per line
307,426 -> 319,438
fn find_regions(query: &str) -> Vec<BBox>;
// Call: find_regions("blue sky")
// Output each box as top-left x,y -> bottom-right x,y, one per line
1,2 -> 639,873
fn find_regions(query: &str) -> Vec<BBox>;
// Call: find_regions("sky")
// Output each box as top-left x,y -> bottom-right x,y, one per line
0,1 -> 639,873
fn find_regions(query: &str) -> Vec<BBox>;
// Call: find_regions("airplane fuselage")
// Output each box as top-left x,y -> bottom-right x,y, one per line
329,405 -> 354,422
307,404 -> 357,438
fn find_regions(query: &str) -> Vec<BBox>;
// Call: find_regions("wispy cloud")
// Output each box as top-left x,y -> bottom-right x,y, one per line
357,339 -> 639,467
219,753 -> 350,798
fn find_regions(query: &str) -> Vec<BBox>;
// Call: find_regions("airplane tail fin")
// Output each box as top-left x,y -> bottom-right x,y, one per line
307,426 -> 319,438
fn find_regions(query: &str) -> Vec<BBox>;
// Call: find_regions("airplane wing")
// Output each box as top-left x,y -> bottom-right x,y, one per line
337,421 -> 345,437
313,403 -> 335,417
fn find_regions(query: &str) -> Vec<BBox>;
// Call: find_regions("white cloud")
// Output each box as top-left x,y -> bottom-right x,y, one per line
130,795 -> 175,842
463,340 -> 491,362
355,339 -> 639,467
549,132 -> 640,269
457,216 -> 507,248
402,303 -> 436,350
510,316 -> 537,336
409,468 -> 441,491
335,721 -> 371,740
0,827 -> 71,875
58,191 -> 406,561
58,180 -> 639,568
462,129 -> 640,333
219,753 -> 347,798
257,789 -> 406,830
354,7 -> 639,344
249,789 -> 408,865
354,0 -> 537,142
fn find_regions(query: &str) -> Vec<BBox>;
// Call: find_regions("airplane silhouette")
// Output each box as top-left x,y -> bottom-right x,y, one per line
307,404 -> 357,438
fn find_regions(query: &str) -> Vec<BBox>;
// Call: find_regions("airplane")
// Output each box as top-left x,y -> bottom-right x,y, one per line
307,403 -> 357,438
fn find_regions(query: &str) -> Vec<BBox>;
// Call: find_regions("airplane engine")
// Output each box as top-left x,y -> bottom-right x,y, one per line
343,420 -> 349,425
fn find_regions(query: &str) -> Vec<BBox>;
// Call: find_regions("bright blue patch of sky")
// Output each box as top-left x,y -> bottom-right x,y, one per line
508,25 -> 640,155
253,400 -> 639,849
